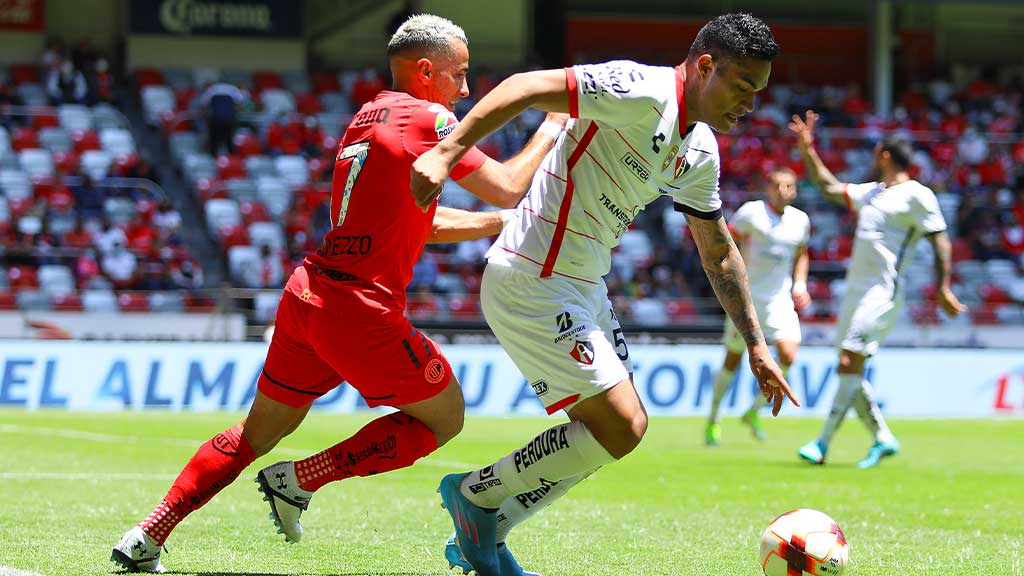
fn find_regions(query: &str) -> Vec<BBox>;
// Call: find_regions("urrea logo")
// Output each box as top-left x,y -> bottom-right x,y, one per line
159,0 -> 272,35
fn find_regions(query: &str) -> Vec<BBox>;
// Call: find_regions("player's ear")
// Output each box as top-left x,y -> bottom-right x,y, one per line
696,54 -> 715,80
417,58 -> 433,83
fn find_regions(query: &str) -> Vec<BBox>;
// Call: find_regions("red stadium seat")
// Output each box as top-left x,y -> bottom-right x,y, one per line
239,201 -> 270,225
253,71 -> 284,91
184,293 -> 216,313
72,130 -> 101,153
0,291 -> 15,310
233,132 -> 263,157
31,111 -> 60,130
52,293 -> 84,312
11,127 -> 39,151
216,155 -> 247,179
133,68 -> 164,88
52,151 -> 80,173
296,93 -> 322,115
311,71 -> 341,94
117,292 -> 150,312
8,266 -> 39,289
9,63 -> 38,85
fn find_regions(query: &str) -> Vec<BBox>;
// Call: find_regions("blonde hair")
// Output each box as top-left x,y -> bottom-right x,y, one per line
387,14 -> 468,58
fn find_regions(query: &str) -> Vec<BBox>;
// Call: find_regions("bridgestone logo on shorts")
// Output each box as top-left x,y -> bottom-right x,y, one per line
513,427 -> 570,472
423,358 -> 446,385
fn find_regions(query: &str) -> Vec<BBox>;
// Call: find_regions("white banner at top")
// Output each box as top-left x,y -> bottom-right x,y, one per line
0,341 -> 1021,418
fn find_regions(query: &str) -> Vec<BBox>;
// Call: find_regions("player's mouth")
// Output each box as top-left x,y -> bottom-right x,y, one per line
725,112 -> 742,124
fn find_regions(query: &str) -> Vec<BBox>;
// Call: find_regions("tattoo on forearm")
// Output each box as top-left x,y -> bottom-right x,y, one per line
691,221 -> 764,347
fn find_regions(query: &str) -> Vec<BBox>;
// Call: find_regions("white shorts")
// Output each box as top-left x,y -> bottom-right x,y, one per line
723,300 -> 801,353
835,285 -> 902,357
480,262 -> 632,415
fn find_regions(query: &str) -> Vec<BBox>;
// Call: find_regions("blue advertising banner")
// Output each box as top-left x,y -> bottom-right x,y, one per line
130,0 -> 303,38
1,341 -> 1022,417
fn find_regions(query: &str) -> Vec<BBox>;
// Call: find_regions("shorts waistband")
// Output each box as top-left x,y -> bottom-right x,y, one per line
311,265 -> 358,282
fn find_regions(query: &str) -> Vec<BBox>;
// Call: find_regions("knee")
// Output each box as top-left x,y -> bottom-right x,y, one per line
428,409 -> 464,448
607,409 -> 648,459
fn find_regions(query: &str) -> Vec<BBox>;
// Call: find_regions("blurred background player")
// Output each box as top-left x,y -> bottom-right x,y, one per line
411,13 -> 799,576
790,110 -> 967,469
111,14 -> 567,573
705,166 -> 810,446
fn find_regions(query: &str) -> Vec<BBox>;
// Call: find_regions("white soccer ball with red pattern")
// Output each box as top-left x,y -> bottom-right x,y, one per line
759,509 -> 848,576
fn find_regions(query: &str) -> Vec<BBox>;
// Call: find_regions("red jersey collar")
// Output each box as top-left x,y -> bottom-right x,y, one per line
675,65 -> 690,138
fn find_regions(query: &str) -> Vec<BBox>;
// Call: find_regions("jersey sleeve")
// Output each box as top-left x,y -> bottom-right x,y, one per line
729,202 -> 755,235
404,104 -> 488,180
670,135 -> 723,220
567,61 -> 669,128
843,182 -> 879,211
913,188 -> 947,234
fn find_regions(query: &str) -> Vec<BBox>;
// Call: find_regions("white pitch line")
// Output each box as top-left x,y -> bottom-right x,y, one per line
0,566 -> 46,576
0,472 -> 177,480
0,424 -> 479,470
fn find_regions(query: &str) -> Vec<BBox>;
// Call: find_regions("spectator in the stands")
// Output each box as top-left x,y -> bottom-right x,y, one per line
170,258 -> 203,289
93,218 -> 127,255
266,112 -> 303,155
153,199 -> 182,236
46,60 -> 88,105
102,239 -> 138,288
301,115 -> 325,158
72,174 -> 106,219
957,126 -> 989,165
75,248 -> 101,288
63,216 -> 93,250
198,81 -> 245,156
90,58 -> 115,104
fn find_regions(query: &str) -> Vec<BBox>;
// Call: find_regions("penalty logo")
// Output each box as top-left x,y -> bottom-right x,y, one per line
570,340 -> 595,365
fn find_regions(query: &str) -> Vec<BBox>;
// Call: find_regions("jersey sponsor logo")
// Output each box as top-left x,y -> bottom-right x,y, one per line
513,427 -> 571,472
661,144 -> 679,172
554,312 -> 586,343
467,465 -> 502,493
531,380 -> 549,396
579,63 -> 643,99
316,234 -> 373,257
423,357 -> 447,385
515,477 -> 560,509
570,339 -> 595,365
599,193 -> 640,238
352,106 -> 391,127
620,152 -> 650,182
434,112 -> 458,139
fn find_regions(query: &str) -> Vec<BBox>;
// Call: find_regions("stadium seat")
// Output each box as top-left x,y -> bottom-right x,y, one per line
254,291 -> 281,323
11,127 -> 39,151
58,104 -> 94,132
133,68 -> 165,88
318,91 -> 352,114
7,265 -> 39,289
92,103 -> 126,130
80,149 -> 114,180
260,89 -> 296,115
205,198 -> 242,233
37,265 -> 75,299
225,178 -> 258,203
18,148 -> 55,179
228,245 -> 260,280
183,153 -> 218,183
0,126 -> 11,160
248,222 -> 285,250
274,155 -> 310,188
82,289 -> 119,313
72,129 -> 102,153
8,63 -> 38,84
256,176 -> 292,217
239,200 -> 269,225
216,155 -> 247,179
632,298 -> 668,326
16,289 -> 52,311
169,132 -> 201,164
104,196 -> 137,224
31,111 -> 59,130
161,68 -> 192,90
37,127 -> 73,154
0,290 -> 14,310
148,291 -> 185,313
100,128 -> 137,157
282,70 -> 311,93
244,155 -> 276,178
141,85 -> 177,125
117,292 -> 149,312
16,83 -> 47,106
0,170 -> 32,200
51,293 -> 83,312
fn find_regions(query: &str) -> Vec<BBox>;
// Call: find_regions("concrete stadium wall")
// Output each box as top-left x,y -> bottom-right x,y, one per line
2,341 -> 1022,418
0,31 -> 45,64
126,35 -> 305,71
310,0 -> 528,70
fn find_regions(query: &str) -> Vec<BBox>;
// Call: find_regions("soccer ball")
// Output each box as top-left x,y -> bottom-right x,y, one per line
759,509 -> 848,576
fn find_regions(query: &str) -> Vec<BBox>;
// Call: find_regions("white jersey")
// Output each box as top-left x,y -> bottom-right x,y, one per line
487,60 -> 722,284
843,180 -> 946,296
731,200 -> 810,310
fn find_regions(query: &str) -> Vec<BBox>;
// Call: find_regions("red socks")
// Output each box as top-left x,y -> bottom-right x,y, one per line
140,426 -> 255,545
294,413 -> 438,492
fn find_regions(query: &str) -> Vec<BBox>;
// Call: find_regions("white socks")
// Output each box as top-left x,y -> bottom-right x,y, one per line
494,468 -> 597,543
852,379 -> 894,443
820,373 -> 861,446
709,367 -> 735,423
460,421 -> 615,509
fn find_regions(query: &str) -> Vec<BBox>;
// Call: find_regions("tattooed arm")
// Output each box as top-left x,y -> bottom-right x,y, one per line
686,214 -> 799,415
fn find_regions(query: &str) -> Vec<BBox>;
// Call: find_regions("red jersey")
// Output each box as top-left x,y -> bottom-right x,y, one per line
299,90 -> 486,308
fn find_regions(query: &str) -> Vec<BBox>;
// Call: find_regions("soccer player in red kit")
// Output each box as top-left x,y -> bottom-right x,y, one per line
111,14 -> 567,572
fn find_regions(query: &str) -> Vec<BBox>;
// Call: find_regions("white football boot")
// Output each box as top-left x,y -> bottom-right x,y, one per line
256,460 -> 313,543
110,526 -> 166,573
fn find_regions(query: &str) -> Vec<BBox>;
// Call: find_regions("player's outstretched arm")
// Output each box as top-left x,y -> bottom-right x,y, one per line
792,243 -> 811,309
927,230 -> 968,317
427,207 -> 510,244
456,112 -> 569,208
788,110 -> 848,206
410,69 -> 569,210
686,214 -> 800,415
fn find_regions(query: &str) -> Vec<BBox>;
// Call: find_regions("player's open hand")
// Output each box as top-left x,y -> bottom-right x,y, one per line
749,345 -> 800,416
788,110 -> 819,151
938,287 -> 968,317
792,287 -> 812,310
410,148 -> 450,211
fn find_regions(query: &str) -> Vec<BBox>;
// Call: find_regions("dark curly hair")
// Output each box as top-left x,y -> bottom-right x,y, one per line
687,13 -> 780,62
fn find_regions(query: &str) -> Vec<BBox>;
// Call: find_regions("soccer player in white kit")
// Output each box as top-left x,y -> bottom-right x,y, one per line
789,111 -> 966,469
706,167 -> 810,446
411,14 -> 799,575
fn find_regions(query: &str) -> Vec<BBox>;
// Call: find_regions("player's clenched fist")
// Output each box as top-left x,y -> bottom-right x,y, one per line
410,148 -> 451,211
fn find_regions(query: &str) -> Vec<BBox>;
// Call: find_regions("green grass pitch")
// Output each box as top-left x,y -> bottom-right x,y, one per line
0,411 -> 1021,575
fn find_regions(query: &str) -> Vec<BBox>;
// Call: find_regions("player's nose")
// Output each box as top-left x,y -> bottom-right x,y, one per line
459,79 -> 470,99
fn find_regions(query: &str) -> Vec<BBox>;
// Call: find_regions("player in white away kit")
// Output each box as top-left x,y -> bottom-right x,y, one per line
706,167 -> 810,446
411,14 -> 798,576
790,111 -> 966,469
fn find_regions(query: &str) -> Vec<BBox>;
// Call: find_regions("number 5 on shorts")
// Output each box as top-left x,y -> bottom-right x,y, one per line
333,141 -> 370,228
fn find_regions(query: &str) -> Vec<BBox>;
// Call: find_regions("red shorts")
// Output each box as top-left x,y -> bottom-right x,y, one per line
257,267 -> 453,408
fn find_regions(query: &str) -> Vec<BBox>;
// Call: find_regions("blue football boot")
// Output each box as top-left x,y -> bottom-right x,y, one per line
438,473 -> 499,576
857,438 -> 900,469
798,439 -> 828,465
